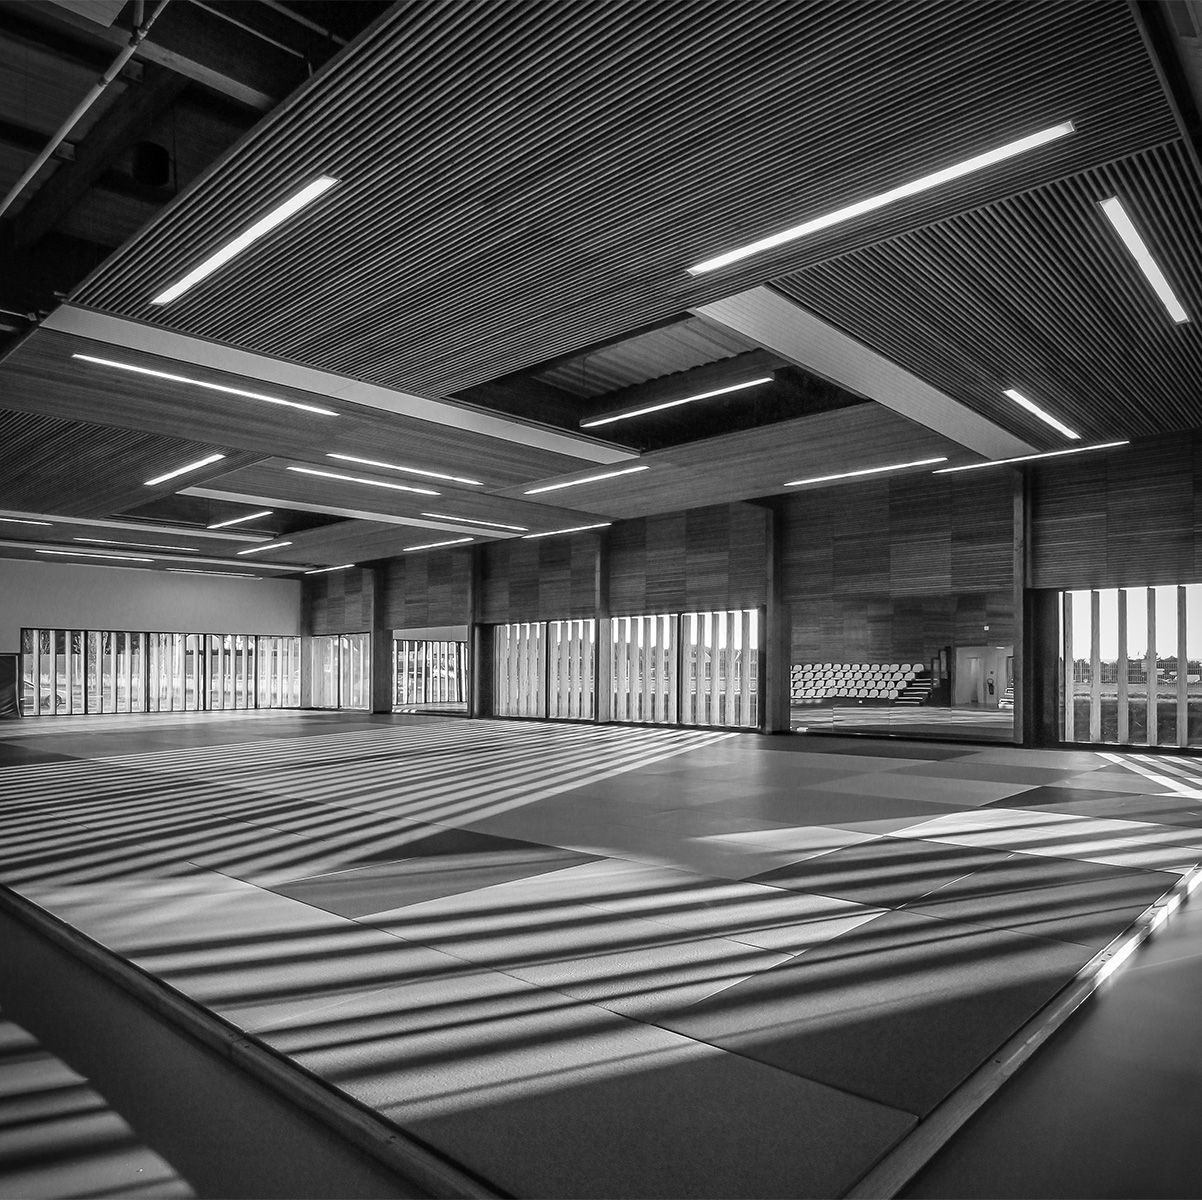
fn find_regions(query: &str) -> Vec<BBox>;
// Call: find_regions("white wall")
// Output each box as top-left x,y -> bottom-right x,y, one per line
0,559 -> 302,652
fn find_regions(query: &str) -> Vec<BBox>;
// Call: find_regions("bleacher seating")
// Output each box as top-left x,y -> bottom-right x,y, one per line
790,662 -> 921,706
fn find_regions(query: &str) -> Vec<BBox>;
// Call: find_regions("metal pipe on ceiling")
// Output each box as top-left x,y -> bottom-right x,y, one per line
259,0 -> 346,46
0,0 -> 171,222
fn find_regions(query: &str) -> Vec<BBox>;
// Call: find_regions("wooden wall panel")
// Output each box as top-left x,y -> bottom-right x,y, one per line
382,549 -> 472,630
305,567 -> 374,636
479,533 -> 599,624
609,502 -> 768,616
1030,433 -> 1202,589
783,471 -> 1014,663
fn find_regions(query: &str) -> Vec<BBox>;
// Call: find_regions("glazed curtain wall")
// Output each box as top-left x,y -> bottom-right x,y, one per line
1061,585 -> 1202,747
20,628 -> 300,716
494,611 -> 760,730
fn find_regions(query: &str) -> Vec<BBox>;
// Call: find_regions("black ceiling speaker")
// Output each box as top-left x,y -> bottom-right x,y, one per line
132,141 -> 172,188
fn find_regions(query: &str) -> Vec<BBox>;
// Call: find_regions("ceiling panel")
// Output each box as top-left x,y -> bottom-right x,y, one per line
0,408 -> 257,518
0,327 -> 605,486
199,457 -> 608,533
72,0 -> 1176,397
496,403 -> 970,519
772,140 -> 1202,443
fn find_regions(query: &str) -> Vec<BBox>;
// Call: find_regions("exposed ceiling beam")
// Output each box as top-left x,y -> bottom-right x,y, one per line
692,287 -> 1036,461
26,0 -> 297,111
12,63 -> 190,248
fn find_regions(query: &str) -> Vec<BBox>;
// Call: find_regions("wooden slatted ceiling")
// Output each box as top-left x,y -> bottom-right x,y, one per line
773,140 -> 1202,444
0,328 -> 597,486
199,458 -> 606,533
533,316 -> 759,397
0,409 -> 257,518
73,1 -> 1175,397
497,404 -> 969,520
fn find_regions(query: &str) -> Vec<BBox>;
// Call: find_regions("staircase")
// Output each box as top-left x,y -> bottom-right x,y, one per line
894,671 -> 934,707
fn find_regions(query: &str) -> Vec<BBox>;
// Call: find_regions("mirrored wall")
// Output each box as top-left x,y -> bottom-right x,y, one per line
20,628 -> 300,716
394,638 -> 468,712
1062,585 -> 1202,747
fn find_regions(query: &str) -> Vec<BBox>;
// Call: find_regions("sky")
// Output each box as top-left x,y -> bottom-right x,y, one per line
1068,585 -> 1202,660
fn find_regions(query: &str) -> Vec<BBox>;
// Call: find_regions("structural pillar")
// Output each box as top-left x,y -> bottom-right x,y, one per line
1012,468 -> 1028,744
369,567 -> 393,714
595,528 -> 612,724
469,544 -> 492,717
763,501 -> 791,734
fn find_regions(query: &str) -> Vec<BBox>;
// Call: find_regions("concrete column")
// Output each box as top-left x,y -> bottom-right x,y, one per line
1012,467 -> 1028,745
595,529 -> 612,724
763,502 -> 791,734
369,568 -> 393,714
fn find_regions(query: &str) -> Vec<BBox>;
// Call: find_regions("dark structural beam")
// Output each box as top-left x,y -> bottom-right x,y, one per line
11,63 -> 189,249
29,0 -> 304,112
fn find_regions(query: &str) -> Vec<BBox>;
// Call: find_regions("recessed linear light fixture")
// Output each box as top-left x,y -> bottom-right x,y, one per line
151,174 -> 339,305
73,355 -> 338,418
0,517 -> 52,526
37,549 -> 153,563
421,512 -> 529,532
145,453 -> 226,487
522,522 -> 612,539
688,121 -> 1076,275
75,537 -> 200,553
237,540 -> 293,556
933,440 -> 1129,474
580,377 -> 773,428
1003,389 -> 1079,439
287,466 -> 439,496
525,466 -> 647,495
785,456 -> 948,487
208,510 -> 273,529
402,537 -> 474,552
167,568 -> 260,579
1099,196 -> 1190,324
327,454 -> 482,487
304,563 -> 355,575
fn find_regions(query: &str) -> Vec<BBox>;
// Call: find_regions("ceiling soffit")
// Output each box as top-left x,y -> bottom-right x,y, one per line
773,140 -> 1202,443
694,287 -> 1035,459
70,1 -> 1176,397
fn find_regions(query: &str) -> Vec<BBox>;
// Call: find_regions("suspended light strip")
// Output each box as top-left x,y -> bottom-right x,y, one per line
73,355 -> 338,417
304,563 -> 356,575
785,456 -> 948,487
167,568 -> 260,579
237,540 -> 293,556
0,517 -> 51,526
580,377 -> 773,428
402,537 -> 474,552
420,511 -> 528,532
151,174 -> 339,304
75,537 -> 199,553
525,466 -> 647,494
688,121 -> 1076,275
287,466 -> 439,496
933,441 -> 1129,474
327,454 -> 482,486
37,549 -> 153,562
145,453 -> 226,487
1003,389 -> 1079,439
1099,197 -> 1190,323
208,510 -> 273,529
522,522 -> 612,539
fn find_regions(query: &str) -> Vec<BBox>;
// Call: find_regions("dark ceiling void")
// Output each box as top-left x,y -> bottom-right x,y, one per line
455,348 -> 868,453
0,0 -> 388,330
118,493 -> 347,539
